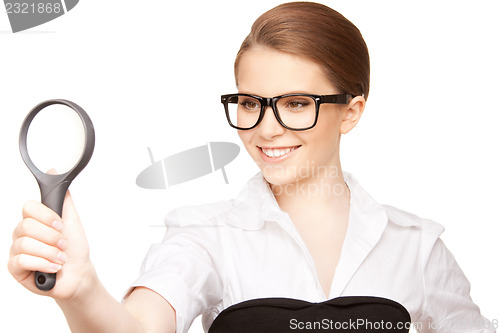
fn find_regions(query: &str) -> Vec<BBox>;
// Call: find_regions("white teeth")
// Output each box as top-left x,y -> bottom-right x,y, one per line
262,147 -> 296,158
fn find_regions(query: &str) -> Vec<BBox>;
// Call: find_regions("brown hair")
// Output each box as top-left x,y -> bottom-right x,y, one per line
234,1 -> 370,99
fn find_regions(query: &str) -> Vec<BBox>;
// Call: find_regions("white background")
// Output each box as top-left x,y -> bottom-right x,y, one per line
1,1 -> 499,332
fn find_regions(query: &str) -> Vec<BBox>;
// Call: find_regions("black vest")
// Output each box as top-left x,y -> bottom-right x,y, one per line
208,296 -> 410,332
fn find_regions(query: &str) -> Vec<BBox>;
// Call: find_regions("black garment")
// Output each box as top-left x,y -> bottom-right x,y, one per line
208,296 -> 410,332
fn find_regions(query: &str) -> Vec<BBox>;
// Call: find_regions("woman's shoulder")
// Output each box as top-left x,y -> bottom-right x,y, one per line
163,199 -> 235,229
344,171 -> 446,240
380,204 -> 446,260
382,204 -> 444,234
163,172 -> 276,231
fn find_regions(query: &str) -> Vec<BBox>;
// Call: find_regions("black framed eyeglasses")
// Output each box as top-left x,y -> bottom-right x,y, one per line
221,93 -> 353,131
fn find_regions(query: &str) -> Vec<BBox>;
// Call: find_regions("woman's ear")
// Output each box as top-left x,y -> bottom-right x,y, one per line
340,95 -> 365,134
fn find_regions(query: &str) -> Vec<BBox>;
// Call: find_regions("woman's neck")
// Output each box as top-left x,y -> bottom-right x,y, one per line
269,163 -> 350,226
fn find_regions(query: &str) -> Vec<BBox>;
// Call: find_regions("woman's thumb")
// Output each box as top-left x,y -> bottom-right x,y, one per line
61,189 -> 80,222
46,168 -> 58,175
44,169 -> 81,224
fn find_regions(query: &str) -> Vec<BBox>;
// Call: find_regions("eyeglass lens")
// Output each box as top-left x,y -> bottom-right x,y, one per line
226,95 -> 316,130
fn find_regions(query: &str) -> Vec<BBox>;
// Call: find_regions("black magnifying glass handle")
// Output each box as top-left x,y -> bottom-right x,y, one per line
33,178 -> 72,291
19,99 -> 95,291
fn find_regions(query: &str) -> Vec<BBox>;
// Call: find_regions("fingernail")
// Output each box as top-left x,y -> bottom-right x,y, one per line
57,251 -> 68,264
52,220 -> 63,231
49,263 -> 62,272
57,239 -> 68,250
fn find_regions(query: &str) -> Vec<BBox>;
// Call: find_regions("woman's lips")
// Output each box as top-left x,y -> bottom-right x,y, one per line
258,145 -> 301,162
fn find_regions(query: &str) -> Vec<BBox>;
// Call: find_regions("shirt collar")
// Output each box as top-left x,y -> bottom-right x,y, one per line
343,172 -> 389,245
224,172 -> 283,230
330,172 -> 389,297
225,171 -> 389,236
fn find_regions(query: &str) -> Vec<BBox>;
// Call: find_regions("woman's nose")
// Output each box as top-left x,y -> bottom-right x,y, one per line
257,106 -> 286,139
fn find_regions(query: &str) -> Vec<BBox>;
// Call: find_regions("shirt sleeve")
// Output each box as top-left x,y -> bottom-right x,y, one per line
126,209 -> 225,333
418,237 -> 496,333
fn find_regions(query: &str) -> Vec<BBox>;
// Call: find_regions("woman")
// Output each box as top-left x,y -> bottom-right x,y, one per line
8,2 -> 494,333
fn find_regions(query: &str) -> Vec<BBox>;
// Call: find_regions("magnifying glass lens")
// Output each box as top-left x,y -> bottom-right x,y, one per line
26,104 -> 86,175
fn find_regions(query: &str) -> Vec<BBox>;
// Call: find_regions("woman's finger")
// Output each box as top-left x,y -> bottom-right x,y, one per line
22,200 -> 63,230
13,218 -> 65,249
9,252 -> 62,278
10,236 -> 67,267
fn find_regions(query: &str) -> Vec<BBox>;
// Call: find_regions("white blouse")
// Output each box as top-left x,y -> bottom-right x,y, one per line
128,172 -> 494,333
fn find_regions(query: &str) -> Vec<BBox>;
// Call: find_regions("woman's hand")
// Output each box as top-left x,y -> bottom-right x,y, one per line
8,190 -> 96,301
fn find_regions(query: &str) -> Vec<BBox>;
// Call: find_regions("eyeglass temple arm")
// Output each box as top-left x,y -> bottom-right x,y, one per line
321,94 -> 355,104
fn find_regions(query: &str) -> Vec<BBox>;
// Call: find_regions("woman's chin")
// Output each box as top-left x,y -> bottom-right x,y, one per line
261,168 -> 299,187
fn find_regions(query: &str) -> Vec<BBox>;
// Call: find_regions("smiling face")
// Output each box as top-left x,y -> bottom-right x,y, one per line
236,46 -> 363,187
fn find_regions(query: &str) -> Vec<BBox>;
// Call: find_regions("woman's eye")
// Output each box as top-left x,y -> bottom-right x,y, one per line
287,100 -> 309,109
240,101 -> 260,110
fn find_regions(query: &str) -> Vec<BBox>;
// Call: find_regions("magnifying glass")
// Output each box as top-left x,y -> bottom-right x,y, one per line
19,99 -> 95,291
